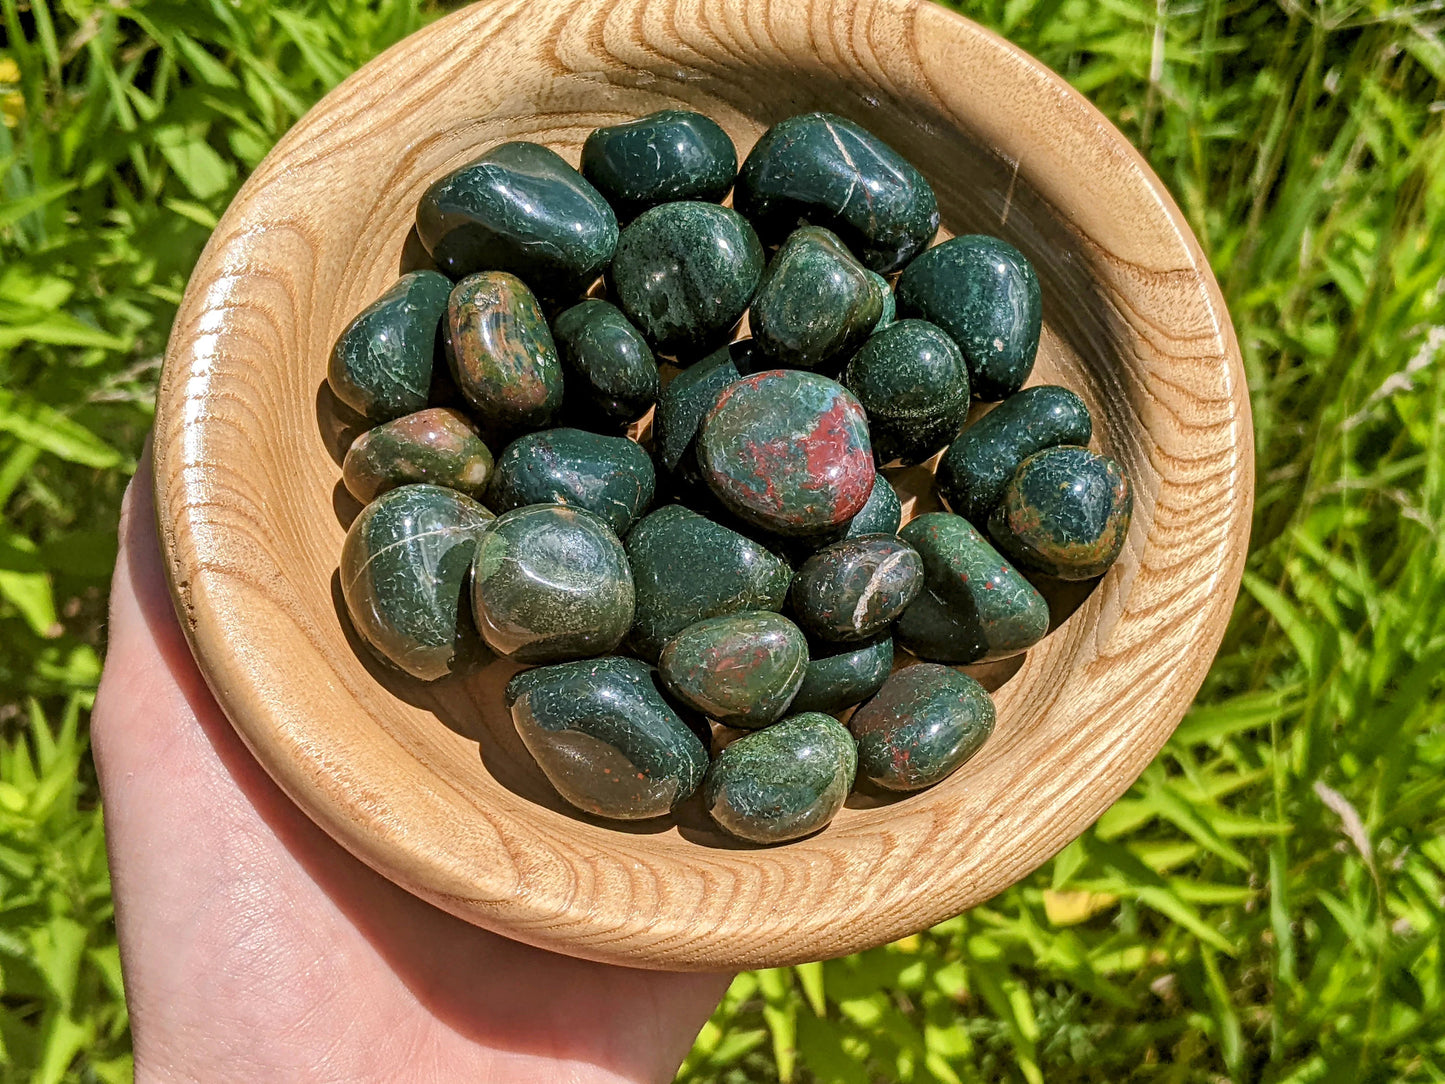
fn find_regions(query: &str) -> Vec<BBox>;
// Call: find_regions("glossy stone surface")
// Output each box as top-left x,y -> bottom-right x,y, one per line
416,141 -> 617,297
472,505 -> 633,663
988,446 -> 1133,580
551,299 -> 658,431
705,712 -> 857,844
507,656 -> 708,820
895,512 -> 1049,663
845,474 -> 902,538
698,370 -> 875,536
790,535 -> 924,643
488,428 -> 655,536
868,270 -> 896,331
625,505 -> 793,661
850,664 -> 995,791
340,484 -> 492,680
581,110 -> 737,222
328,271 -> 451,420
896,235 -> 1042,401
751,226 -> 883,371
937,386 -> 1093,523
446,272 -> 564,433
342,407 -> 494,504
608,202 -> 764,356
653,341 -> 748,479
843,319 -> 970,466
734,112 -> 939,274
659,612 -> 808,729
790,636 -> 894,716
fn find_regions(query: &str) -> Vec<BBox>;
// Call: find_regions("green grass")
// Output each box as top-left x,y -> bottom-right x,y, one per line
2,0 -> 1443,1080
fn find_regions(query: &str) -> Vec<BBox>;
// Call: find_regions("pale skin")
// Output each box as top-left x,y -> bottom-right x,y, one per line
93,453 -> 731,1083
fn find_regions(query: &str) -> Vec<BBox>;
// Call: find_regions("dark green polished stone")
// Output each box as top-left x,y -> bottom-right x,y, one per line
789,636 -> 894,716
415,141 -> 617,297
328,271 -> 451,421
896,235 -> 1042,401
581,109 -> 737,222
487,428 -> 655,536
653,341 -> 747,478
868,270 -> 895,331
446,272 -> 564,432
551,299 -> 659,431
472,504 -> 633,663
895,512 -> 1049,663
843,319 -> 970,466
750,226 -> 883,371
507,656 -> 708,820
698,370 -> 875,536
342,407 -> 494,504
734,112 -> 939,274
790,535 -> 923,643
659,611 -> 808,729
936,386 -> 1093,523
850,664 -> 995,791
987,446 -> 1133,580
340,484 -> 492,680
845,474 -> 902,538
704,712 -> 857,844
625,504 -> 793,661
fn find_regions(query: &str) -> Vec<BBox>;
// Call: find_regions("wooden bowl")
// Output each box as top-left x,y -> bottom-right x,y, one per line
153,0 -> 1252,970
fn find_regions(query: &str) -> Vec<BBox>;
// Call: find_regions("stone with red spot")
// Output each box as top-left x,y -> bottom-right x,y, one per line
658,612 -> 808,730
850,664 -> 994,791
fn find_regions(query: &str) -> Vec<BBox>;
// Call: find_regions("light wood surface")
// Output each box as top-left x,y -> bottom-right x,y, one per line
152,0 -> 1253,970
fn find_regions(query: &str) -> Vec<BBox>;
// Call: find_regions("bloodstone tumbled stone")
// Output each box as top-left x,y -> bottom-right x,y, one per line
698,370 -> 875,536
608,202 -> 764,356
895,512 -> 1049,663
659,611 -> 808,729
581,110 -> 738,222
868,270 -> 896,331
342,407 -> 494,504
790,535 -> 924,643
843,319 -> 970,466
750,226 -> 883,371
416,141 -> 617,297
790,637 -> 894,716
446,272 -> 563,433
488,428 -> 654,537
340,484 -> 492,680
988,446 -> 1133,580
653,341 -> 748,479
507,657 -> 708,820
328,271 -> 451,421
472,505 -> 633,663
551,299 -> 659,431
734,112 -> 939,274
625,505 -> 793,661
705,712 -> 857,844
896,235 -> 1042,401
845,474 -> 902,538
850,664 -> 995,791
937,386 -> 1093,523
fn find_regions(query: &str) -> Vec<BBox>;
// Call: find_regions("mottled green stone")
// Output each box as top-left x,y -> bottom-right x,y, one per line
790,636 -> 894,716
472,505 -> 633,663
342,407 -> 493,504
843,319 -> 970,466
705,712 -> 857,844
328,271 -> 451,421
845,474 -> 902,538
896,235 -> 1042,401
751,226 -> 883,371
734,112 -> 939,274
488,428 -> 654,536
581,110 -> 737,222
790,535 -> 923,643
936,386 -> 1093,523
868,270 -> 896,331
625,505 -> 793,661
850,664 -> 995,791
340,484 -> 492,680
507,656 -> 708,820
987,446 -> 1132,580
551,299 -> 659,431
659,611 -> 808,729
446,272 -> 563,432
895,512 -> 1049,663
653,341 -> 747,477
416,141 -> 617,297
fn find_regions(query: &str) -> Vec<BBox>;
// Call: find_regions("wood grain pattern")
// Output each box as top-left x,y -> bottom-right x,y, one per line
152,0 -> 1253,970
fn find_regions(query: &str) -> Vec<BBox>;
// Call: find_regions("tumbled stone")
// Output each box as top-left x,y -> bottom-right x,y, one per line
507,656 -> 708,820
416,141 -> 617,297
487,428 -> 654,537
850,664 -> 995,791
790,535 -> 923,643
734,112 -> 938,274
896,235 -> 1042,401
446,272 -> 564,433
342,407 -> 493,505
340,484 -> 492,680
988,446 -> 1132,580
845,474 -> 902,538
843,319 -> 970,465
551,299 -> 659,431
659,611 -> 807,729
653,340 -> 749,479
868,270 -> 895,331
472,505 -> 633,663
328,271 -> 451,421
581,109 -> 737,221
790,636 -> 894,716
